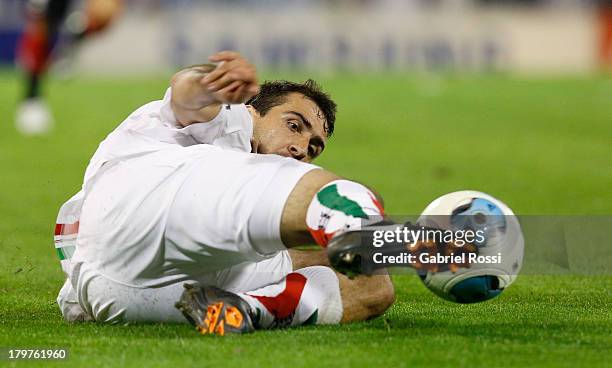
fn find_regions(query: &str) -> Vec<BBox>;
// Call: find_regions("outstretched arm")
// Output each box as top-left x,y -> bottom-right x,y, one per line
170,51 -> 260,127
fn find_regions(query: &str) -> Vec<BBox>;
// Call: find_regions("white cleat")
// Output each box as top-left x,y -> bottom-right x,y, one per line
15,98 -> 54,135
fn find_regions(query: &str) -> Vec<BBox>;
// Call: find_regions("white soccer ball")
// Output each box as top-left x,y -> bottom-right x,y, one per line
417,190 -> 524,303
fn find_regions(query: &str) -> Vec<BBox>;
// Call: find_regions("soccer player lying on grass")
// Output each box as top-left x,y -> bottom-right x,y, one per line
55,51 -> 457,334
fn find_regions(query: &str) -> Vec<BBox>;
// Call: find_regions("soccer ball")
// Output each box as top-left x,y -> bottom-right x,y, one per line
416,191 -> 524,303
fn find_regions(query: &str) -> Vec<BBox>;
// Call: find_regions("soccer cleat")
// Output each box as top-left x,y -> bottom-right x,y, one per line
175,283 -> 256,336
326,221 -> 402,278
327,221 -> 477,278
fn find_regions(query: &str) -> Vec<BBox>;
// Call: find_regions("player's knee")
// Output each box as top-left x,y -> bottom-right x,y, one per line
280,169 -> 341,246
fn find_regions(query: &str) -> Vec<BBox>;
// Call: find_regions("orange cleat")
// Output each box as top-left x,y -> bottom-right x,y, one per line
175,283 -> 256,336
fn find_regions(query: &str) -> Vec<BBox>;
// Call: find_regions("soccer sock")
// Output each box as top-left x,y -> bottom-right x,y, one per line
238,266 -> 343,329
26,73 -> 41,99
17,17 -> 51,77
306,180 -> 385,247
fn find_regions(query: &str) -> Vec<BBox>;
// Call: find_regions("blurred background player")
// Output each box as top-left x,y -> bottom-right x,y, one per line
598,0 -> 612,69
15,0 -> 122,135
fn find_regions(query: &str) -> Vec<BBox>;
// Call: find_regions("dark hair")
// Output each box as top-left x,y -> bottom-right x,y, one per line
247,79 -> 337,137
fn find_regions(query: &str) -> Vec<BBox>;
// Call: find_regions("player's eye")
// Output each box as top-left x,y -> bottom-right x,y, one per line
287,120 -> 300,132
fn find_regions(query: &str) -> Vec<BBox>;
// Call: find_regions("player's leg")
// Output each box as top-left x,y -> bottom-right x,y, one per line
178,266 -> 343,334
249,167 -> 396,319
280,169 -> 385,248
71,147 -> 394,326
18,0 -> 72,93
17,0 -> 120,80
177,168 -> 395,333
16,0 -> 72,134
177,263 -> 395,334
280,169 -> 453,276
278,170 -> 341,245
289,249 -> 395,322
71,262 -> 208,323
237,264 -> 394,325
56,0 -> 122,57
280,170 -> 396,321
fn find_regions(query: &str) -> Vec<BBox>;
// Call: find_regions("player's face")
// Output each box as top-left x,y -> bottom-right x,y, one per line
250,93 -> 327,163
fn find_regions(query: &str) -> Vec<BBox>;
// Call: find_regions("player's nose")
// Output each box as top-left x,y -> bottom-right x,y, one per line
288,144 -> 307,161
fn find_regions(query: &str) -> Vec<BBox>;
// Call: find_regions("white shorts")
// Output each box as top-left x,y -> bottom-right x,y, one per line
65,251 -> 293,323
65,145 -> 317,322
73,144 -> 317,287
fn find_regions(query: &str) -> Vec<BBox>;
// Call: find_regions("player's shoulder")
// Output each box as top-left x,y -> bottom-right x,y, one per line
117,88 -> 173,130
130,100 -> 165,119
209,104 -> 253,152
222,104 -> 252,133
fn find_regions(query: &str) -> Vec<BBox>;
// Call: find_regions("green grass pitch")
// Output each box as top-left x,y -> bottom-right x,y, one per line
0,70 -> 610,367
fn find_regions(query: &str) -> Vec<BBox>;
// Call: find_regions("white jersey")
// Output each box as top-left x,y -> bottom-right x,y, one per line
54,88 -> 254,276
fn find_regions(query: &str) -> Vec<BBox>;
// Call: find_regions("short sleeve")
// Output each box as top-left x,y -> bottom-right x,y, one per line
210,104 -> 253,152
159,87 -> 231,145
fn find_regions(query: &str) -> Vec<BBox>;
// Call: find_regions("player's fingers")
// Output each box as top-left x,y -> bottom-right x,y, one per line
209,61 -> 256,86
208,71 -> 240,91
247,82 -> 260,95
232,82 -> 258,103
242,82 -> 260,99
206,59 -> 251,88
202,61 -> 229,85
237,82 -> 259,101
205,59 -> 256,84
215,79 -> 242,95
226,84 -> 247,104
209,50 -> 241,62
215,80 -> 244,103
207,63 -> 256,92
223,66 -> 257,84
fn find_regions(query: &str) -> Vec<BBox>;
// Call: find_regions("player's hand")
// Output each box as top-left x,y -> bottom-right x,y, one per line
200,51 -> 260,104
